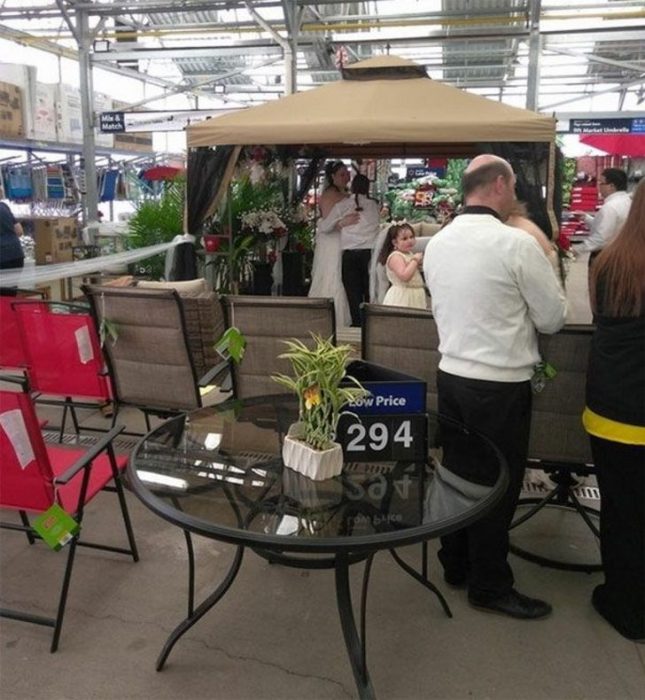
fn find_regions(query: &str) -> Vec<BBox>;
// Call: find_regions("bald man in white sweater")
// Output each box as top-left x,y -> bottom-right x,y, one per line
424,154 -> 567,620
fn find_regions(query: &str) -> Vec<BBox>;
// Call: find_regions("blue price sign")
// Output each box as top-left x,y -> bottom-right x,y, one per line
348,380 -> 426,415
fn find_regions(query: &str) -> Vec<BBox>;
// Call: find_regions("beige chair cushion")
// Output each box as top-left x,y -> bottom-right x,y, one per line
411,221 -> 441,237
137,278 -> 210,297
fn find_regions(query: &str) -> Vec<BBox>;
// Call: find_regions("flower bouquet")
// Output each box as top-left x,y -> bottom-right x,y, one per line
240,208 -> 288,263
272,334 -> 368,480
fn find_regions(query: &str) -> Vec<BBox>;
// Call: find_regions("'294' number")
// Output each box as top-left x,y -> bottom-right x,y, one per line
345,419 -> 413,452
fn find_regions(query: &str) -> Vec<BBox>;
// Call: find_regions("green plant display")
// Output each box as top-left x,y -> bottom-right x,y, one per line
561,157 -> 577,209
207,165 -> 314,291
272,335 -> 368,451
127,177 -> 185,280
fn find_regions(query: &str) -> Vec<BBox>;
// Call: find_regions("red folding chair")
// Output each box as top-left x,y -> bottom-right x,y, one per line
0,377 -> 138,652
0,290 -> 45,373
12,300 -> 114,439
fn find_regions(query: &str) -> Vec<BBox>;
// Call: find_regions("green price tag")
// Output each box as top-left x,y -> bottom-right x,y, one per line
215,326 -> 246,364
544,362 -> 557,379
33,503 -> 80,551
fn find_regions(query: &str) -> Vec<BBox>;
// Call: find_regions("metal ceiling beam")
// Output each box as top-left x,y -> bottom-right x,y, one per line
540,74 -> 645,110
68,1 -> 282,14
124,56 -> 283,110
91,44 -> 283,61
544,47 -> 645,74
0,23 -> 177,90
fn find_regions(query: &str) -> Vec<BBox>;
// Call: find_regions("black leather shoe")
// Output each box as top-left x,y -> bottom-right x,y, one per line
469,589 -> 552,620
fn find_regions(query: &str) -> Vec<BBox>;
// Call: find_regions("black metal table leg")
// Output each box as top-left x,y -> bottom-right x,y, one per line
389,549 -> 452,618
156,541 -> 244,671
334,551 -> 375,700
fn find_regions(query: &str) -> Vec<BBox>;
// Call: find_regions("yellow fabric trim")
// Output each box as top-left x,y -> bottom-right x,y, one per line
583,407 -> 645,445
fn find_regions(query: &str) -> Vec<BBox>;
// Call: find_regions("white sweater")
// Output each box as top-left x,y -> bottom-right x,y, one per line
423,213 -> 567,382
340,195 -> 380,250
582,190 -> 631,253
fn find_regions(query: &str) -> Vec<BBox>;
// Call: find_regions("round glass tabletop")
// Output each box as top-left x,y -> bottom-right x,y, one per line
129,395 -> 508,553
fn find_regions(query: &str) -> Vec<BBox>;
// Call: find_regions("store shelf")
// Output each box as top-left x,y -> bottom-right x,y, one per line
0,136 -> 149,158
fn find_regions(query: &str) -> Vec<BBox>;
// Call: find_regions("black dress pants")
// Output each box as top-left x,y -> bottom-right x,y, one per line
436,369 -> 532,601
0,255 -> 24,296
590,435 -> 645,640
341,248 -> 372,327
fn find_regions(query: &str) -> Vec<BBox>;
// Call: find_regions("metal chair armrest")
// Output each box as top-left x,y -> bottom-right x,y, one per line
54,424 -> 126,485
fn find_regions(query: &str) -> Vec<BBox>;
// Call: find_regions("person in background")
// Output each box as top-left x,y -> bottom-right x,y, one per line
0,201 -> 25,271
506,201 -> 560,278
583,178 -> 645,642
309,161 -> 358,328
573,168 -> 631,266
378,222 -> 426,309
424,154 -> 567,620
340,174 -> 380,325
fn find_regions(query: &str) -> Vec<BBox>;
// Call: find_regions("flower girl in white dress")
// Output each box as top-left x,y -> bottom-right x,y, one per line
378,222 -> 427,309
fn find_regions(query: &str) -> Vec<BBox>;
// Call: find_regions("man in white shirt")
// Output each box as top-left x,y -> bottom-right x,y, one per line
424,154 -> 567,620
574,168 -> 631,261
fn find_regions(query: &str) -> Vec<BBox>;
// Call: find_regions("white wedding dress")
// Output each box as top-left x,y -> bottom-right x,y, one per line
308,199 -> 352,328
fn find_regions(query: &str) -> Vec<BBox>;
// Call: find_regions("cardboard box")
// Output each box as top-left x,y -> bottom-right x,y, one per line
0,63 -> 37,137
56,83 -> 83,143
0,80 -> 24,138
28,217 -> 79,265
33,82 -> 58,140
112,130 -> 153,153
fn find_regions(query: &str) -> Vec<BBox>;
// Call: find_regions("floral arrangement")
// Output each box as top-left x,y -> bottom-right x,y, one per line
240,207 -> 288,263
272,335 -> 368,451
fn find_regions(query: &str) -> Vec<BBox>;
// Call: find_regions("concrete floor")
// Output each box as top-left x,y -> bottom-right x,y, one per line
2,254 -> 644,699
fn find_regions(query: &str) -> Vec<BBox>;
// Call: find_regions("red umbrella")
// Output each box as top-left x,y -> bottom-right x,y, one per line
141,165 -> 184,181
578,133 -> 645,157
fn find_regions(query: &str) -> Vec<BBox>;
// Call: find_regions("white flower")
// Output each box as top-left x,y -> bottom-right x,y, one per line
241,208 -> 286,237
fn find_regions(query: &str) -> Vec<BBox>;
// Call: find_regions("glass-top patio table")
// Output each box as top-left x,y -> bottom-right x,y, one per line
129,394 -> 507,700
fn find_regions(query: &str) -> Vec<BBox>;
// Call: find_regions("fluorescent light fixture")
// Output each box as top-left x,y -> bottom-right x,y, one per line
93,39 -> 111,52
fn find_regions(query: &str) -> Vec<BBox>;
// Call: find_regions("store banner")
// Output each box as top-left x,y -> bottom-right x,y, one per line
98,108 -> 234,133
564,117 -> 645,134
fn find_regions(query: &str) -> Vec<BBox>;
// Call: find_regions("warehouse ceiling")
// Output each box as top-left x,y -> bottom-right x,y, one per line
0,0 -> 643,113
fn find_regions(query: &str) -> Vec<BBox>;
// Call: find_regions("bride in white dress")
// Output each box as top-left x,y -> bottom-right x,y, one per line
308,161 -> 359,328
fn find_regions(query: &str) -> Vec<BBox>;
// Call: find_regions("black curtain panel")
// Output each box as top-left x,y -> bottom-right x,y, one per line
293,156 -> 325,205
186,146 -> 238,235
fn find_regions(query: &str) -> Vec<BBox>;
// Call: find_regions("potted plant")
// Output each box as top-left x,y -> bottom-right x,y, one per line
272,335 -> 368,481
127,177 -> 184,280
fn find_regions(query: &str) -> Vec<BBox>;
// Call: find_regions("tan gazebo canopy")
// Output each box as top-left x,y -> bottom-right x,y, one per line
187,55 -> 555,155
185,56 -> 557,236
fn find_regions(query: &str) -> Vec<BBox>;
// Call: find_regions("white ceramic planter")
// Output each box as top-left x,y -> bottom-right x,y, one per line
282,423 -> 343,481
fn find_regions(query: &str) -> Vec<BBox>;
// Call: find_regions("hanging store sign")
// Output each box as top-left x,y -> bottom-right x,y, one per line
566,118 -> 645,135
98,108 -> 237,133
99,111 -> 126,132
